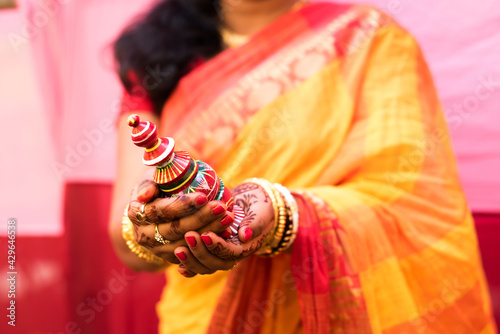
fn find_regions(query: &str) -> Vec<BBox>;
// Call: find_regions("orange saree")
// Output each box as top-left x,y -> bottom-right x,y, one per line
153,3 -> 496,333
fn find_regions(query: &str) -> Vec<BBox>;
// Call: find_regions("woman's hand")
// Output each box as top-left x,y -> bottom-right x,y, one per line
127,180 -> 233,264
175,182 -> 275,277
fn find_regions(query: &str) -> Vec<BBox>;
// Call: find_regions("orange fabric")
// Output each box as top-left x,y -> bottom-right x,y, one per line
154,2 -> 496,333
156,266 -> 229,334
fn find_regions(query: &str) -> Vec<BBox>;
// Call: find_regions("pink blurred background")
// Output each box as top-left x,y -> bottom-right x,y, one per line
0,0 -> 499,333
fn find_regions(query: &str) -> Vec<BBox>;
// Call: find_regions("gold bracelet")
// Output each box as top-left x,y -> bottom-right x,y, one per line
268,193 -> 294,256
275,205 -> 295,254
274,183 -> 299,252
122,206 -> 166,266
269,187 -> 287,250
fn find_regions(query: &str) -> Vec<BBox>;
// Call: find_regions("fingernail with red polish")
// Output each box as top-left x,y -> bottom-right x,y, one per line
201,235 -> 213,246
212,205 -> 225,215
180,271 -> 188,277
195,194 -> 208,206
221,229 -> 232,239
137,188 -> 149,201
186,236 -> 197,248
175,251 -> 187,262
220,215 -> 234,227
244,228 -> 253,242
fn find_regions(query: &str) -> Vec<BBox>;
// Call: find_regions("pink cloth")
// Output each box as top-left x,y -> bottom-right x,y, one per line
24,0 -> 156,183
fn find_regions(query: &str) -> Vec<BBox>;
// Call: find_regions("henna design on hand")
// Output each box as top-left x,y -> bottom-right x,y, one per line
235,194 -> 259,214
241,235 -> 265,257
169,219 -> 181,233
262,190 -> 271,203
148,195 -> 197,223
209,228 -> 267,261
232,183 -> 260,196
238,210 -> 256,230
197,181 -> 275,264
136,231 -> 157,249
210,239 -> 242,260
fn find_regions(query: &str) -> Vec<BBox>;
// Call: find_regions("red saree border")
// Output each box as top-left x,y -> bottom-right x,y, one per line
291,191 -> 372,333
207,191 -> 372,333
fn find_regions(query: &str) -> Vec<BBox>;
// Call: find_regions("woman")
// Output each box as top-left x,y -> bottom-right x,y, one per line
109,0 -> 497,333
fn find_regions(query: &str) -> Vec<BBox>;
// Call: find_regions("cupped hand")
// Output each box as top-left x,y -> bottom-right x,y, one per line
175,182 -> 275,277
127,180 -> 234,264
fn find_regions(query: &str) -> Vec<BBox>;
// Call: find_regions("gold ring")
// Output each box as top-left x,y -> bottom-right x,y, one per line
155,224 -> 170,245
136,203 -> 147,222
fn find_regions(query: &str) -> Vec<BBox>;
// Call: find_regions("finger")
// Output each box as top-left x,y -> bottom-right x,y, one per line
220,227 -> 233,239
174,246 -> 215,275
178,264 -> 197,278
239,225 -> 254,243
133,226 -> 184,264
134,224 -> 158,249
128,192 -> 208,226
133,223 -> 188,263
157,201 -> 227,241
128,200 -> 152,226
150,239 -> 189,264
148,193 -> 210,223
195,211 -> 235,237
185,232 -> 238,271
237,201 -> 274,243
200,232 -> 244,260
136,180 -> 160,203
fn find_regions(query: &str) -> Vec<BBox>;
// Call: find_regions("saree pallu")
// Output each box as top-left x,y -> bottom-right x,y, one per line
154,3 -> 496,333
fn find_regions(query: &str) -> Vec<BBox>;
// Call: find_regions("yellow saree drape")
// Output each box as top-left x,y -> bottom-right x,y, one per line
155,3 -> 496,333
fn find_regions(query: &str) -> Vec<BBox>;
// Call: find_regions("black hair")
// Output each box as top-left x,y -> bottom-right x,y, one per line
114,0 -> 223,115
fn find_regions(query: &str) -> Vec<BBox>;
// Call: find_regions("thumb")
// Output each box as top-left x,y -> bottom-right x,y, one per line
137,180 -> 160,203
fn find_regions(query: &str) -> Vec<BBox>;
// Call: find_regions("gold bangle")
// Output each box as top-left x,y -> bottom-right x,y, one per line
274,208 -> 294,254
269,192 -> 287,250
122,205 -> 166,266
274,183 -> 299,252
269,204 -> 294,256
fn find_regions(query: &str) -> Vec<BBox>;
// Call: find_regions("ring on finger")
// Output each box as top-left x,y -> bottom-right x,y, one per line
136,203 -> 148,222
155,224 -> 171,245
